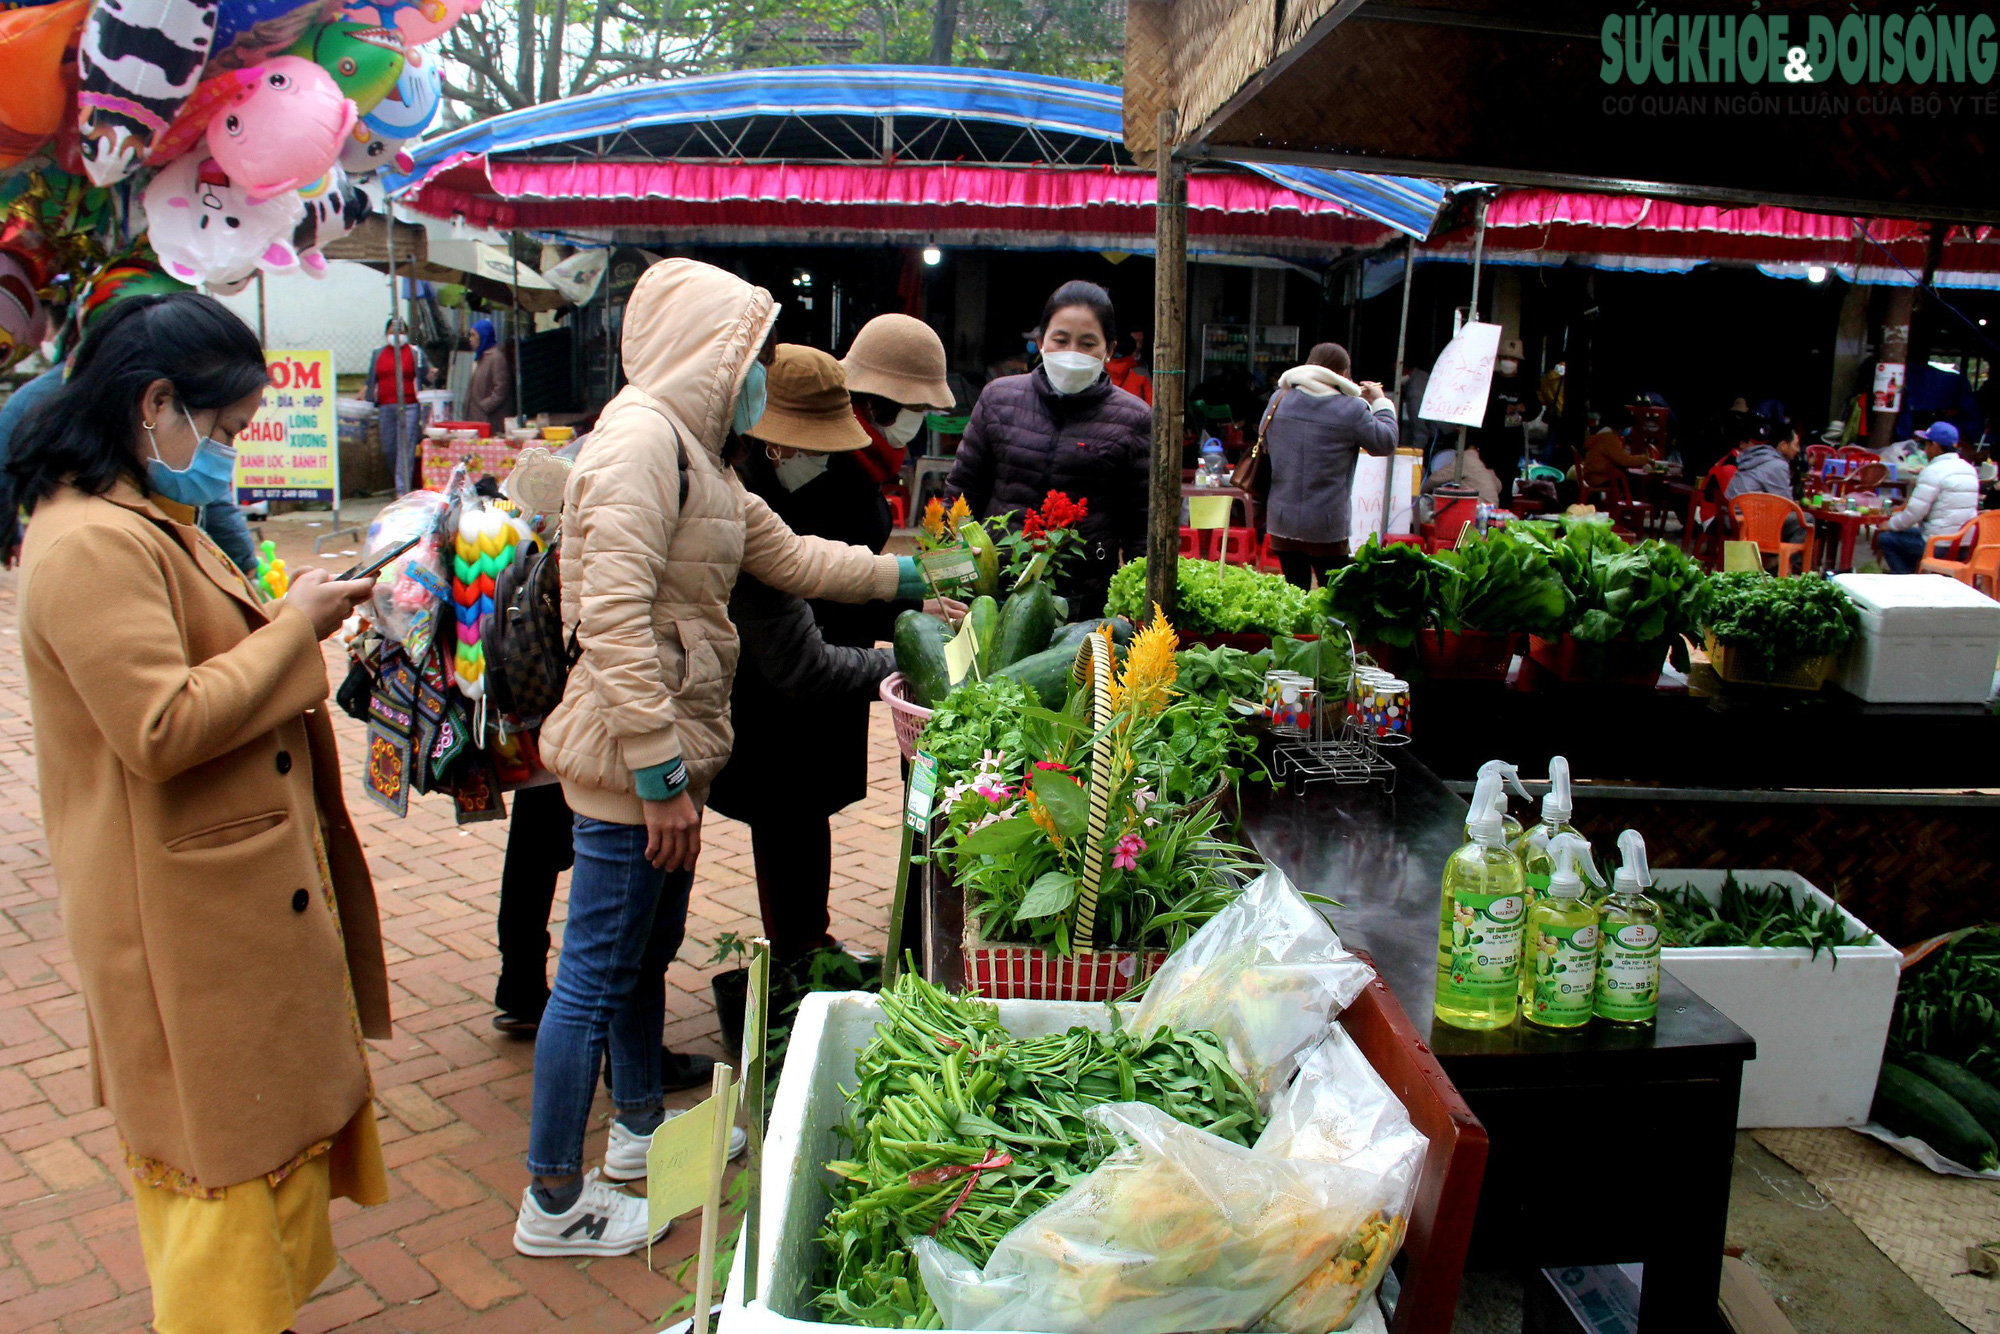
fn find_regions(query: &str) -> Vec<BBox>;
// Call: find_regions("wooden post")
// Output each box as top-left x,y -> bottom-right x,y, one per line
1381,239 -> 1416,539
1146,109 -> 1187,619
1453,194 -> 1490,487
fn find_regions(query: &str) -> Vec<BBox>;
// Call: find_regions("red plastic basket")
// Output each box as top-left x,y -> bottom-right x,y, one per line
1416,630 -> 1519,681
962,928 -> 1165,1002
1526,634 -> 1668,686
879,673 -> 933,760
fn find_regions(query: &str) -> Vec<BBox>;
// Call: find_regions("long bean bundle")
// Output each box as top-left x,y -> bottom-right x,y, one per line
814,974 -> 1264,1327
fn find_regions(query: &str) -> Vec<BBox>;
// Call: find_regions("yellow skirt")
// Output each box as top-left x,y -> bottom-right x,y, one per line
133,1106 -> 385,1334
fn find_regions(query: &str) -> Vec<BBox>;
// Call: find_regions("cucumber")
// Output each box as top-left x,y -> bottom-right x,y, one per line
992,582 -> 1059,670
1049,617 -> 1138,652
1904,1055 -> 2000,1145
966,596 -> 1001,677
992,641 -> 1082,708
893,610 -> 953,707
1873,1063 -> 1999,1171
959,521 -> 1000,599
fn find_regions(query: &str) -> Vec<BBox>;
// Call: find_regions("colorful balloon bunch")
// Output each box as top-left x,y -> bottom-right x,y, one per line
450,506 -> 529,698
0,0 -> 461,352
254,538 -> 288,599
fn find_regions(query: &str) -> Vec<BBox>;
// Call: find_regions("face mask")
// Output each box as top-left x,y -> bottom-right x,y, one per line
882,407 -> 926,448
732,360 -> 769,435
1042,350 -> 1105,395
769,447 -> 829,492
1497,359 -> 1520,376
146,404 -> 238,509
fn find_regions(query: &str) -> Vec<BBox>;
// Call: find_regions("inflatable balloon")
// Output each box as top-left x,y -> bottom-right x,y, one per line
145,153 -> 302,286
205,0 -> 336,73
206,56 -> 354,203
75,0 -> 221,185
75,260 -> 192,332
291,163 -> 368,275
360,41 -> 436,142
285,18 -> 401,114
0,249 -> 44,365
338,120 -> 412,177
342,0 -> 457,48
0,0 -> 88,170
146,66 -> 259,165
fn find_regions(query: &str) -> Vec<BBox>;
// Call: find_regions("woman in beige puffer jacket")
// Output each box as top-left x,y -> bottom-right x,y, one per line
516,259 -> 928,1257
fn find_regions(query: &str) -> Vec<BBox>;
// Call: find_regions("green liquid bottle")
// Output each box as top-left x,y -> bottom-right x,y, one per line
1594,830 -> 1662,1027
1474,758 -> 1533,845
1524,832 -> 1602,1030
1515,756 -> 1580,1001
1436,770 -> 1527,1031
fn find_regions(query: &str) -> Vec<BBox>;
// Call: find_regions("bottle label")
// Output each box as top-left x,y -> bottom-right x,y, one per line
1523,872 -> 1552,893
1441,891 -> 1525,999
1529,921 -> 1599,1022
1595,922 -> 1660,1021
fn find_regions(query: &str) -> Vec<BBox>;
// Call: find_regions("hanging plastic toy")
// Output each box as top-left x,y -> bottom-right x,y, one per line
451,505 -> 529,698
75,0 -> 221,185
205,56 -> 357,204
290,164 -> 369,276
284,18 -> 403,114
144,153 -> 303,288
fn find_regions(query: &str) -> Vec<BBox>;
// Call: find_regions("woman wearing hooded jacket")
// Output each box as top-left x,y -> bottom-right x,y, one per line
946,280 -> 1151,617
466,318 -> 514,434
1255,341 -> 1396,589
514,259 -> 929,1257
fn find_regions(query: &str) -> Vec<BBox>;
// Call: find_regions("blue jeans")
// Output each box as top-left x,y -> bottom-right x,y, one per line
378,403 -> 420,495
1877,527 -> 1928,574
526,816 -> 692,1178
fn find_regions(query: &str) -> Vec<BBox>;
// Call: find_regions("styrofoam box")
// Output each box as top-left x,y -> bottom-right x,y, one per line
716,992 -> 1391,1334
1656,870 -> 1899,1129
1831,572 -> 2000,704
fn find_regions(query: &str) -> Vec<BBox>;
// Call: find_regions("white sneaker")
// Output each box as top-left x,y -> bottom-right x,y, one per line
601,1114 -> 748,1183
513,1169 -> 666,1258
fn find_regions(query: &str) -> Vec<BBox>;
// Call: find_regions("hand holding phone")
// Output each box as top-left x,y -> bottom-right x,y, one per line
338,534 -> 423,582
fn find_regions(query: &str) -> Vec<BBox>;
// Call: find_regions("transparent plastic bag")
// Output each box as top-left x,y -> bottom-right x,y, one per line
912,1102 -> 1399,1334
1129,866 -> 1375,1101
363,490 -> 450,647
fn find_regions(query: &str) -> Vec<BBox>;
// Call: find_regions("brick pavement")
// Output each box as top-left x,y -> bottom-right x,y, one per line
0,512 -> 905,1332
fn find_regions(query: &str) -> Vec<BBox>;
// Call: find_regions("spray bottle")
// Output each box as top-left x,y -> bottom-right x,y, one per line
1435,768 -> 1528,1031
1593,830 -> 1663,1026
1524,832 -> 1603,1029
1514,757 -> 1580,1000
1474,760 -> 1535,844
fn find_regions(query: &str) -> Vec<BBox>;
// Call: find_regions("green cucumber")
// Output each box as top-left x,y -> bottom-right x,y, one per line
992,641 -> 1082,708
967,596 -> 1001,677
959,522 -> 1000,599
1903,1055 -> 2000,1145
893,610 -> 953,707
1873,1063 -> 1999,1171
1049,617 -> 1137,652
991,582 -> 1059,670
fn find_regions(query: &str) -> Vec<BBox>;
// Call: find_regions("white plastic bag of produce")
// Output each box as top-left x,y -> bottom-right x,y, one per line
1130,866 -> 1375,1101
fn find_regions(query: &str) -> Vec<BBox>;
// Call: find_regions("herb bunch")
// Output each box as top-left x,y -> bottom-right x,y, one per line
1701,572 -> 1860,679
1654,873 -> 1875,962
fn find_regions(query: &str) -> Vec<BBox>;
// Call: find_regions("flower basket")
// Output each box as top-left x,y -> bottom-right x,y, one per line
879,673 -> 932,761
960,910 -> 1165,1001
1416,629 -> 1518,681
1702,633 -> 1836,692
1527,634 -> 1668,686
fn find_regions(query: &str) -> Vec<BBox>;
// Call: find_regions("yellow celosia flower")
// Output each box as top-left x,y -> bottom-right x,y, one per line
1118,604 -> 1180,716
947,495 -> 973,530
921,497 -> 947,541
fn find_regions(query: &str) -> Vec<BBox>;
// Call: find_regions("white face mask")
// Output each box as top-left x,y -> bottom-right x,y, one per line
1497,358 -> 1521,376
882,407 -> 926,448
1042,349 -> 1105,395
769,447 -> 830,491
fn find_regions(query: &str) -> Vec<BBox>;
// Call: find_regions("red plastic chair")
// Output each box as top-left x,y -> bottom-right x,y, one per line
885,493 -> 907,528
1727,493 -> 1815,576
1804,443 -> 1836,473
1216,526 -> 1259,565
1685,466 -> 1732,568
1833,462 -> 1888,497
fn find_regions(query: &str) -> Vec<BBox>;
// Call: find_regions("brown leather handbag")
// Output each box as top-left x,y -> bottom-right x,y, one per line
1231,388 -> 1285,531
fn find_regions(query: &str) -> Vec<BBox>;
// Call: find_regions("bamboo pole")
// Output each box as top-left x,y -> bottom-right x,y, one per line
1454,194 -> 1490,487
1146,109 -> 1186,619
1381,239 -> 1416,539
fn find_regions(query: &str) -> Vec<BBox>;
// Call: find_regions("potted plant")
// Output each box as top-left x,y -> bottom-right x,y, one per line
1700,572 -> 1860,690
1516,521 -> 1711,684
1428,529 -> 1571,679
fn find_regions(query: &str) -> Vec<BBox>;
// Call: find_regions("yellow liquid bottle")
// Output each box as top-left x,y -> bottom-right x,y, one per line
1435,773 -> 1527,1031
1524,832 -> 1602,1030
1594,830 -> 1663,1027
1514,756 -> 1580,1002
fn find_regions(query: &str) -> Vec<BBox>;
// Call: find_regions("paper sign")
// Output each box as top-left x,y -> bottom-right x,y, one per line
1188,494 -> 1234,530
919,546 -> 978,585
1350,450 -> 1423,545
905,752 -> 938,830
1872,361 -> 1905,413
646,1081 -> 740,1234
943,615 -> 978,686
234,349 -> 338,503
1722,540 -> 1763,573
1418,322 -> 1502,428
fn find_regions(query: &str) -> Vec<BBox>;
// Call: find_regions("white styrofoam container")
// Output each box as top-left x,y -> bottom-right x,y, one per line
1656,870 -> 1899,1129
1831,572 -> 2000,703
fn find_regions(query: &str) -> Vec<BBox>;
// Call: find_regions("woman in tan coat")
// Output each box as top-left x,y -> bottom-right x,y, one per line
9,294 -> 388,1333
513,259 -> 929,1256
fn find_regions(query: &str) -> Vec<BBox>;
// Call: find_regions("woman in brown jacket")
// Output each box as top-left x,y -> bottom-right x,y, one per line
9,294 -> 388,1333
466,317 -> 514,434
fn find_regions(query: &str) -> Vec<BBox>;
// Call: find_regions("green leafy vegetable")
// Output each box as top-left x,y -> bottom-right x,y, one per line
1433,528 -> 1572,636
1701,572 -> 1861,680
1654,872 -> 1874,961
915,676 -> 1034,781
1106,557 -> 1313,636
1316,539 -> 1455,647
1889,927 -> 2000,1083
1514,523 -> 1711,670
1174,644 -> 1273,701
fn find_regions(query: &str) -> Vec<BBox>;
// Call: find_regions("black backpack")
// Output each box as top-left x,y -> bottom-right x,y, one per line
481,539 -> 575,727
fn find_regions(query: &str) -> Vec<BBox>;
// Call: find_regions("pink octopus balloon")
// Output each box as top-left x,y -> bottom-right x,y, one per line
205,56 -> 357,204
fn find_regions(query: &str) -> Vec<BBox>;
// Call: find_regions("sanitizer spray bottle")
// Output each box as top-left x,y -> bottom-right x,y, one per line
1435,768 -> 1528,1031
1524,832 -> 1603,1029
1515,756 -> 1580,1000
1473,759 -> 1535,844
1593,830 -> 1663,1027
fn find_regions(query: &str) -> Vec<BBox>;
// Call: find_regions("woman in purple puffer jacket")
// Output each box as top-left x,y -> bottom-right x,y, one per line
946,281 -> 1152,617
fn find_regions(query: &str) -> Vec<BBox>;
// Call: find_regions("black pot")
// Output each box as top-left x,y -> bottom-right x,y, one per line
711,967 -> 749,1059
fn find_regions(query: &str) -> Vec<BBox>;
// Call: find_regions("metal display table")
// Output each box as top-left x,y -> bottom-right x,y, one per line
1243,752 -> 1754,1334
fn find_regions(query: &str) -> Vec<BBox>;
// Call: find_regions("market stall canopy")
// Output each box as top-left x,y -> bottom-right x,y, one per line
358,234 -> 568,311
385,65 -> 1451,254
1125,0 -> 2000,225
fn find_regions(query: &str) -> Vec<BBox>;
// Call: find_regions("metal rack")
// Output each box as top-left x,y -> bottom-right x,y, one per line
1266,631 -> 1405,792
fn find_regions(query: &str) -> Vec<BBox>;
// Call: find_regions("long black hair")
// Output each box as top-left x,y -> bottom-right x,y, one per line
1038,280 -> 1116,345
6,292 -> 268,513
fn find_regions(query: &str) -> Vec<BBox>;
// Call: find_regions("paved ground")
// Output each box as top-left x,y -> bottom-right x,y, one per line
0,507 -> 904,1333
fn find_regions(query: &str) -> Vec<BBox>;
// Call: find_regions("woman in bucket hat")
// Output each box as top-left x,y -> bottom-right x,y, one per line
840,312 -> 956,486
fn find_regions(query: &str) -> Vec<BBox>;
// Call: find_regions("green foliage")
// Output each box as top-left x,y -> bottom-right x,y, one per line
1174,644 -> 1272,701
1889,927 -> 2000,1083
1317,539 -> 1455,648
1654,873 -> 1874,960
1514,522 -> 1711,670
1107,557 -> 1314,636
1701,572 -> 1861,679
915,676 -> 1034,780
1433,529 -> 1572,637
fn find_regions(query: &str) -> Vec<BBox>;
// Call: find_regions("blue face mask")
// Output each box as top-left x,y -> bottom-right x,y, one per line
732,360 -> 768,436
146,405 -> 238,509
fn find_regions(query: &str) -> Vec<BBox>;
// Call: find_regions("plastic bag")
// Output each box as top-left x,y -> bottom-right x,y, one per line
913,1101 -> 1398,1334
1130,866 -> 1375,1101
363,489 -> 448,647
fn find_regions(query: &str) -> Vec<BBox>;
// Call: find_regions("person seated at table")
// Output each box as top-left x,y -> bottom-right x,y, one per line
1724,416 -> 1807,543
1877,421 -> 1980,573
1422,439 -> 1500,506
1580,414 -> 1653,492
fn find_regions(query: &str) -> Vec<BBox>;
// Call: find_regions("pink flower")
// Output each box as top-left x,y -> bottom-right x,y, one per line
1111,833 -> 1148,871
1033,760 -> 1071,772
975,784 -> 1013,803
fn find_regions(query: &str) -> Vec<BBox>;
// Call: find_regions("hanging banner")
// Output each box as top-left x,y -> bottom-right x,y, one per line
235,350 -> 338,503
1418,321 -> 1502,428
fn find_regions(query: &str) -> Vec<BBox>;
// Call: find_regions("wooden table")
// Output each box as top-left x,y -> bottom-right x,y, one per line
1243,755 -> 1752,1334
1809,505 -> 1887,570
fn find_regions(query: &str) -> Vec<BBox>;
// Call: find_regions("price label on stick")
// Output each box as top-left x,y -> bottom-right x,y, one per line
919,545 -> 978,586
1188,494 -> 1233,531
905,752 -> 938,830
943,615 -> 978,687
646,1079 -> 739,1254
